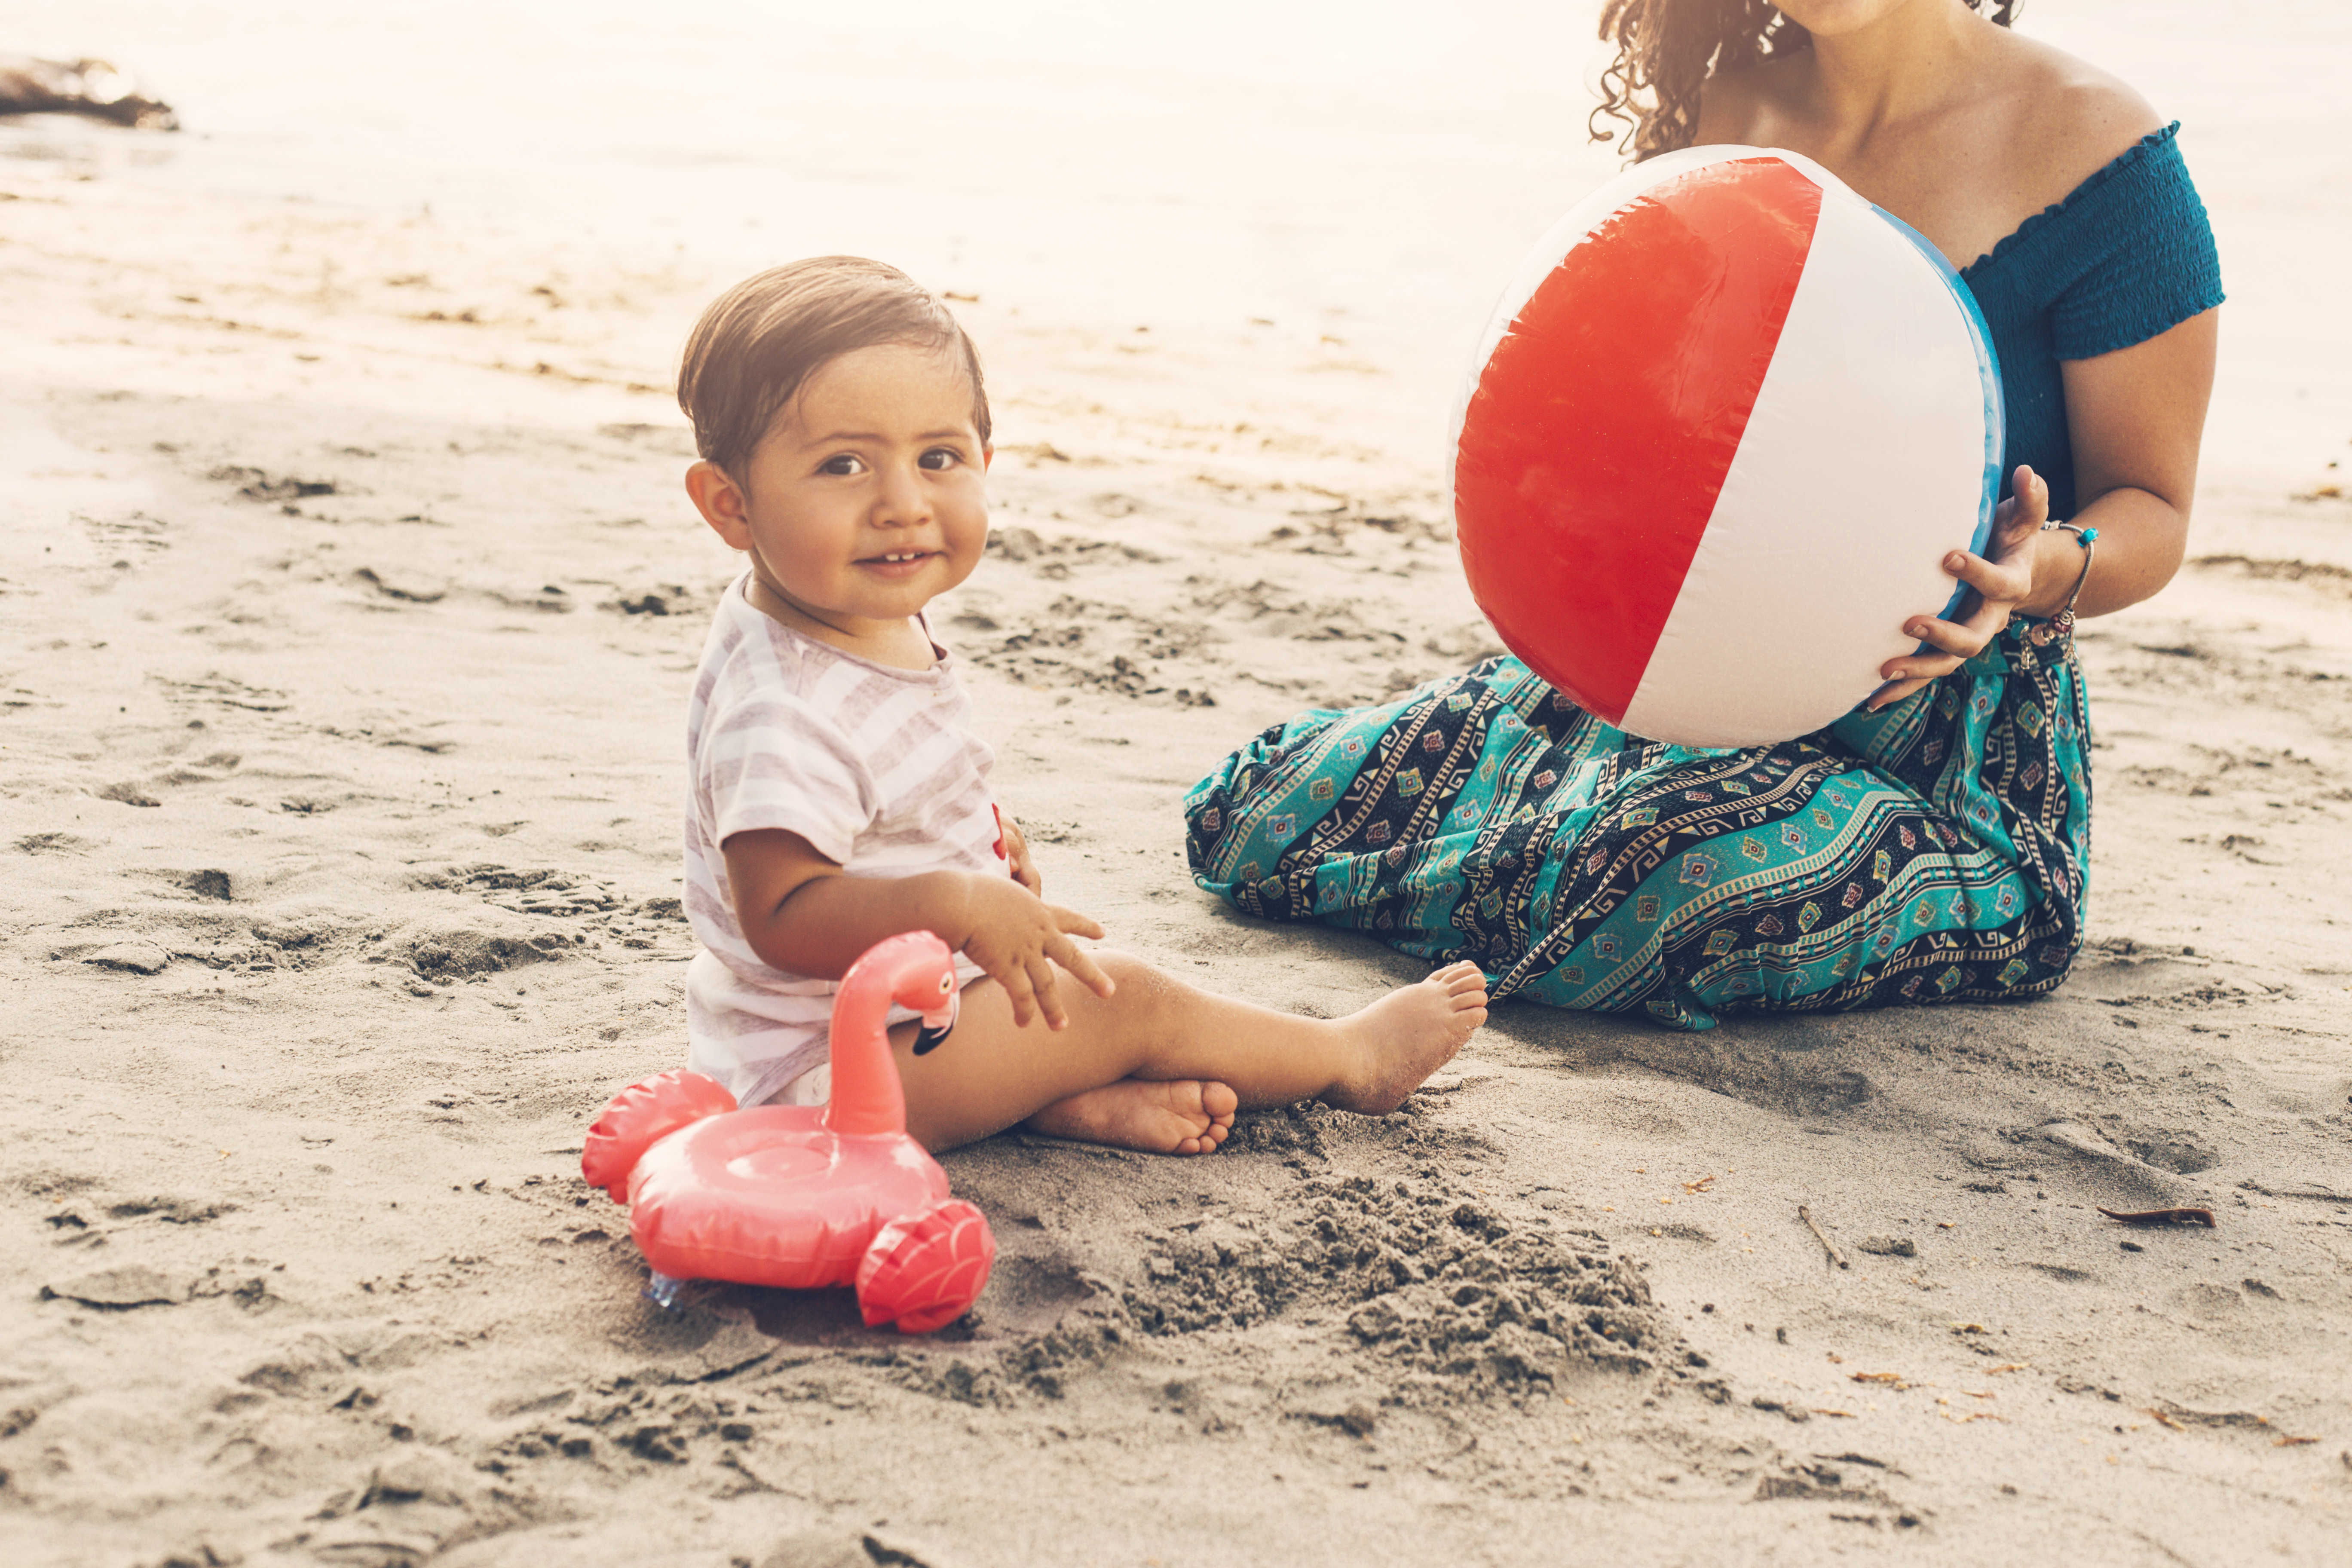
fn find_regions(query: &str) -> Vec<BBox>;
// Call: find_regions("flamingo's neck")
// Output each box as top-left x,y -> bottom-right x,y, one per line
821,966 -> 906,1137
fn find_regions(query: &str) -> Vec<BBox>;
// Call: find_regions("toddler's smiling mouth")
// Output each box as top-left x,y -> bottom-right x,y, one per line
858,548 -> 940,575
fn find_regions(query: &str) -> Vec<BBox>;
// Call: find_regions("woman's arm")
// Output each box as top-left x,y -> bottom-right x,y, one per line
2030,307 -> 2219,617
1871,307 -> 2219,704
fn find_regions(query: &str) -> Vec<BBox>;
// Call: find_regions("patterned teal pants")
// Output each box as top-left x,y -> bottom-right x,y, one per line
1183,625 -> 2090,1028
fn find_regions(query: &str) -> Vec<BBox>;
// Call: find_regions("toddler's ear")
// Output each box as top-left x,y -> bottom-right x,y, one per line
685,460 -> 751,550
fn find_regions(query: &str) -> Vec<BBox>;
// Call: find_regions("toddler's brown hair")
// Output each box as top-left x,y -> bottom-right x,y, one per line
677,256 -> 990,482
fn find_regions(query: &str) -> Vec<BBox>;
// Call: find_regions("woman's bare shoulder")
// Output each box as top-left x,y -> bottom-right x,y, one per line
1993,31 -> 2168,200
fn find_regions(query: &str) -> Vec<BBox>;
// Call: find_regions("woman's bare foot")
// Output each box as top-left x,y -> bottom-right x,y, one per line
1026,1078 -> 1238,1155
1320,961 -> 1489,1115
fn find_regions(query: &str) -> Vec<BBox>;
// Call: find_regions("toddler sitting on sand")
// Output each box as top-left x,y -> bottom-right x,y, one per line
672,255 -> 1488,1154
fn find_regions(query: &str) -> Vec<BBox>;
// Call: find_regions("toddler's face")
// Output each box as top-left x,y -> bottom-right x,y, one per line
709,342 -> 989,640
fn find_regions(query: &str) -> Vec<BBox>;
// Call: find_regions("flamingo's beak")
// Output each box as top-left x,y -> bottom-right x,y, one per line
911,972 -> 959,1056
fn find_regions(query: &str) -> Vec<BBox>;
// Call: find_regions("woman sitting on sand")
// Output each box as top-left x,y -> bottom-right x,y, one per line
1183,0 -> 2220,1028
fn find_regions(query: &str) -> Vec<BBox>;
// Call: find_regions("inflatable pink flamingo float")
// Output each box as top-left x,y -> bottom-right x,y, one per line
581,931 -> 995,1334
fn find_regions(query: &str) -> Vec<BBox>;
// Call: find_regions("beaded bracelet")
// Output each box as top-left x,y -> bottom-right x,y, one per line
2037,520 -> 2098,641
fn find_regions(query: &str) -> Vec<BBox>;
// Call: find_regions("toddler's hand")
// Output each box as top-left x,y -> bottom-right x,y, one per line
956,874 -> 1115,1030
998,811 -> 1043,895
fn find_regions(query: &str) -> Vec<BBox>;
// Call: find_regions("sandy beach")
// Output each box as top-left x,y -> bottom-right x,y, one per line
4,3 -> 2350,1564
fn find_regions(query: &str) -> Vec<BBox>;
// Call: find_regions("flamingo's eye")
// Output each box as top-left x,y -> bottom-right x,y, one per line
937,974 -> 952,993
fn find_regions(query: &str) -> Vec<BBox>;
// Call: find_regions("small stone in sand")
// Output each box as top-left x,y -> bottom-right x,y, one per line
84,942 -> 170,974
758,1534 -> 946,1568
41,1265 -> 181,1309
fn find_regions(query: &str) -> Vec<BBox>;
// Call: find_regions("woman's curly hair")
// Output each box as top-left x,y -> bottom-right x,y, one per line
1591,1 -> 2020,162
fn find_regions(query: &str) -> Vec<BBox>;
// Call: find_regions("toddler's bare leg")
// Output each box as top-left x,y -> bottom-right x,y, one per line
891,951 -> 1487,1153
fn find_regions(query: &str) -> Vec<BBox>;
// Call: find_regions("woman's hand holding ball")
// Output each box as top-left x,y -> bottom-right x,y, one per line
1867,464 -> 2056,712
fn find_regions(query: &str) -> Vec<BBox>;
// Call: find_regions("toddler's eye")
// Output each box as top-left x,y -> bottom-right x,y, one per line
918,447 -> 962,472
818,454 -> 866,477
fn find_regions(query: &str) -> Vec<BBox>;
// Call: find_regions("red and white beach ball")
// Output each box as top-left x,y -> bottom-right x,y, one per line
1450,146 -> 2002,749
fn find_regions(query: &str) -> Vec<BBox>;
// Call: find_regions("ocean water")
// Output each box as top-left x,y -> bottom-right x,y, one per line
3,0 -> 2343,473
0,1 -> 1614,342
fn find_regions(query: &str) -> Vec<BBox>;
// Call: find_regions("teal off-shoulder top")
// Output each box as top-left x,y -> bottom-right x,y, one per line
1959,122 -> 2224,520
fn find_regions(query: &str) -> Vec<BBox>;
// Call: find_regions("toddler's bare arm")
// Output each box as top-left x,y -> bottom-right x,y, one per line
720,827 -> 1113,1028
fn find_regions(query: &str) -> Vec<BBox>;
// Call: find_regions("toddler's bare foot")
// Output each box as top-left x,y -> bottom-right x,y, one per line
1026,1078 -> 1238,1156
1320,961 -> 1488,1115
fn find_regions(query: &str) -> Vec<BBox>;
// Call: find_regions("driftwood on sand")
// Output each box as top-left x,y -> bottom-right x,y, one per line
0,56 -> 176,130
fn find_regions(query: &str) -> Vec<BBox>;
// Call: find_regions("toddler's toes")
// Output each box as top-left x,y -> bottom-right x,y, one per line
1028,1078 -> 1232,1156
1434,961 -> 1489,998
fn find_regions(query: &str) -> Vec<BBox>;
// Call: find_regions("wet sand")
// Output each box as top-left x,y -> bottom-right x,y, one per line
5,26 -> 2352,1565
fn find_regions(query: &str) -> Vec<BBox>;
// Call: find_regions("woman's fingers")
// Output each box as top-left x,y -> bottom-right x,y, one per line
1985,465 -> 2046,543
1902,613 -> 1983,660
1886,606 -> 2008,684
1880,594 -> 2016,688
1882,473 -> 2040,693
1938,543 -> 2033,609
1909,585 -> 2013,652
2006,464 -> 2049,536
1886,594 -> 1988,674
1870,467 -> 2050,714
1865,674 -> 1936,712
1872,649 -> 1966,691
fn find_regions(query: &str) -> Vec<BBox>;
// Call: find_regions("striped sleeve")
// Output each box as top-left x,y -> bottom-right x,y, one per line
701,679 -> 875,866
